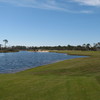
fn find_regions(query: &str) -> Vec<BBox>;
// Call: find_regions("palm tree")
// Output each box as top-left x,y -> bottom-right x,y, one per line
3,39 -> 8,48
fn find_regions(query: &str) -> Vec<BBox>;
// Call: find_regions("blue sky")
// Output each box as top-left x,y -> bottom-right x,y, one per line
0,0 -> 100,46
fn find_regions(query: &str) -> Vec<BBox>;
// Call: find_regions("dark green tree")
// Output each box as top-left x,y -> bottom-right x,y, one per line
0,44 -> 2,50
3,39 -> 8,48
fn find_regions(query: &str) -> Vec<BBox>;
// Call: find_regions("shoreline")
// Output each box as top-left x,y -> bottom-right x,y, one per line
0,50 -> 19,53
28,50 -> 49,52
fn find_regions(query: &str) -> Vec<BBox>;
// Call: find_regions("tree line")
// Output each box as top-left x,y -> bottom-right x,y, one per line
0,40 -> 100,51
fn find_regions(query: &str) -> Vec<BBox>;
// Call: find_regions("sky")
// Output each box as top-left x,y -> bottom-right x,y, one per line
0,0 -> 100,46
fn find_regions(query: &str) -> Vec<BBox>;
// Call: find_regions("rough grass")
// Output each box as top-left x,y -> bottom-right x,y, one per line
0,50 -> 100,100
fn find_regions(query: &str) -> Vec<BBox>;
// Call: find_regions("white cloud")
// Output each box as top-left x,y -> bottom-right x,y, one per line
80,10 -> 93,13
0,0 -> 60,9
0,0 -> 99,13
73,0 -> 100,6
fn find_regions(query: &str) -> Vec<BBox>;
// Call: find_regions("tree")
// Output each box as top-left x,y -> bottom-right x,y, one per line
3,39 -> 8,48
86,44 -> 91,50
94,42 -> 100,51
0,44 -> 2,50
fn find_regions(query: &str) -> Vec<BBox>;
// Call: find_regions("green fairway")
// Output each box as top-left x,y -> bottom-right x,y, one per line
0,50 -> 100,100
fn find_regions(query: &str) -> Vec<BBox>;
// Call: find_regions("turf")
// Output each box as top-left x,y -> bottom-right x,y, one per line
0,50 -> 100,100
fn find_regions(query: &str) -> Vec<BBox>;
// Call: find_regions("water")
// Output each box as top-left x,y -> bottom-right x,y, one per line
0,51 -> 85,73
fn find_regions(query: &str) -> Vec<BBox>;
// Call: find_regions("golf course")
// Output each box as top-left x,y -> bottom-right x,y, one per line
0,50 -> 100,100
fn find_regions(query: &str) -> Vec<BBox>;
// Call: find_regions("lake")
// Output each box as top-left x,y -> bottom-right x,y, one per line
0,51 -> 85,73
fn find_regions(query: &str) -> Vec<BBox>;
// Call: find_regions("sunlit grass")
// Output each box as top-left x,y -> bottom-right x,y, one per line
0,50 -> 100,100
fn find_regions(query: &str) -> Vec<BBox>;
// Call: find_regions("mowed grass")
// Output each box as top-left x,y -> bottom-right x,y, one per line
0,50 -> 100,100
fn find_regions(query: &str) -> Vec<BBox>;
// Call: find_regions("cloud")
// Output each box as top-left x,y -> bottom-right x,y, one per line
0,0 -> 61,9
73,0 -> 100,6
0,0 -> 99,13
